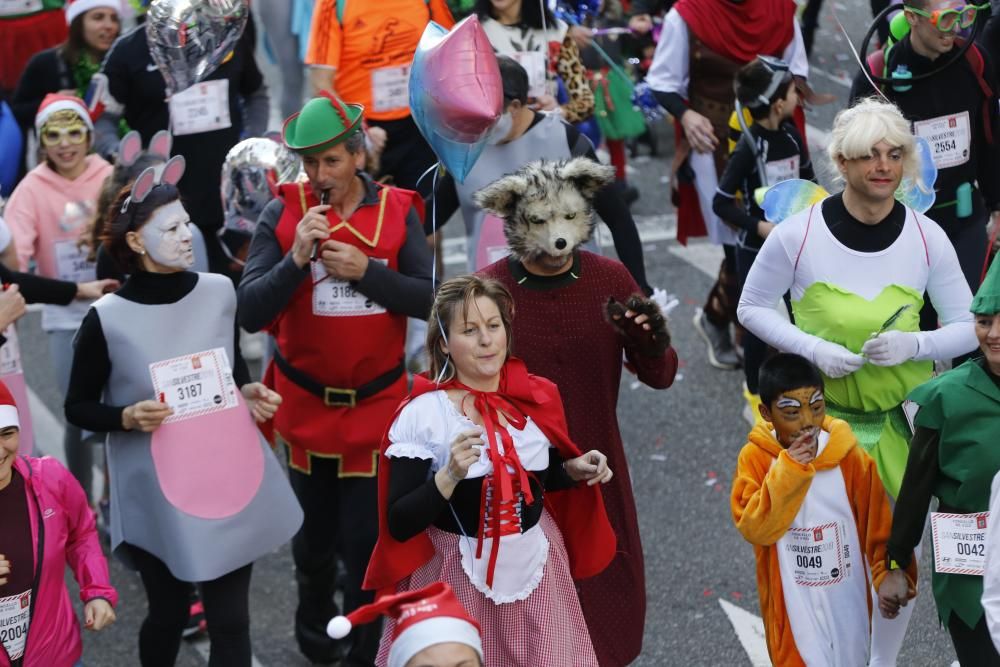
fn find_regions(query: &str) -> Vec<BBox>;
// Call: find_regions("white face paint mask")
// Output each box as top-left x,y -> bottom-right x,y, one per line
485,112 -> 515,145
140,200 -> 195,270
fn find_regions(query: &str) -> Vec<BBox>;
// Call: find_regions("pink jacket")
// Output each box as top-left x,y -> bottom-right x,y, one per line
0,456 -> 117,667
4,156 -> 111,278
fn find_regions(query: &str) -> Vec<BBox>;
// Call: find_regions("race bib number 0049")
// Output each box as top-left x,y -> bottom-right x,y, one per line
783,522 -> 850,587
149,347 -> 239,423
931,511 -> 987,575
0,590 -> 31,661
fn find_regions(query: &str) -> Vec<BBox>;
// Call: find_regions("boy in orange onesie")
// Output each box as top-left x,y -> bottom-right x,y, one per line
731,353 -> 917,666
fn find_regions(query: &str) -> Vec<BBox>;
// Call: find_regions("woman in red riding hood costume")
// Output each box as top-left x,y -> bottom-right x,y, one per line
364,275 -> 617,666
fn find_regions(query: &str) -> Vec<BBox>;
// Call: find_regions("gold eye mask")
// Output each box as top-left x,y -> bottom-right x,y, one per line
40,111 -> 88,148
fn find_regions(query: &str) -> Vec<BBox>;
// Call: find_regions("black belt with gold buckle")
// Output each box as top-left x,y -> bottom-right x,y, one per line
273,351 -> 405,408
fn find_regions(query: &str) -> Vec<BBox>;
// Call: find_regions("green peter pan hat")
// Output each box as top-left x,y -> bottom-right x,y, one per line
971,253 -> 1000,315
282,91 -> 364,155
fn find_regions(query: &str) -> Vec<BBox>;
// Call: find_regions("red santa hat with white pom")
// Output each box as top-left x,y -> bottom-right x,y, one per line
0,381 -> 20,431
327,582 -> 482,667
64,0 -> 121,25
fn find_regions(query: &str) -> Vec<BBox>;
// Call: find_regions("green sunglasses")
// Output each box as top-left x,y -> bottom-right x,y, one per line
903,3 -> 989,32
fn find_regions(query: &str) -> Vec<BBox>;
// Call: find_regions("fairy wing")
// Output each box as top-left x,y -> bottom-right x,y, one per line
894,136 -> 937,213
760,179 -> 830,223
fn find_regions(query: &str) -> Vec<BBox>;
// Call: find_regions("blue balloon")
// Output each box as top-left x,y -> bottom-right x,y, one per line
409,17 -> 503,183
577,117 -> 602,149
0,102 -> 23,198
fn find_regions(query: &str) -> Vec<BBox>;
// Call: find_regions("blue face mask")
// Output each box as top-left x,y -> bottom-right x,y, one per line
485,112 -> 515,145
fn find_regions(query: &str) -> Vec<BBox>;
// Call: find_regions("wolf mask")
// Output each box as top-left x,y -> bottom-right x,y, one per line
473,158 -> 615,262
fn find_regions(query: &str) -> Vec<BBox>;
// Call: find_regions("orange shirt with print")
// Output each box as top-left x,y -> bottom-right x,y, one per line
306,0 -> 456,121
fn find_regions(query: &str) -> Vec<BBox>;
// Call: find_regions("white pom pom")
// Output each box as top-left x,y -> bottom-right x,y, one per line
327,615 -> 352,639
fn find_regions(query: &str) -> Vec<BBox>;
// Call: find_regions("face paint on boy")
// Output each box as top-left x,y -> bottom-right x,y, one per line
140,201 -> 194,269
764,386 -> 825,448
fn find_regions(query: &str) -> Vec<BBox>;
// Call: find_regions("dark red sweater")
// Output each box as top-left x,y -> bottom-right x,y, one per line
481,251 -> 678,666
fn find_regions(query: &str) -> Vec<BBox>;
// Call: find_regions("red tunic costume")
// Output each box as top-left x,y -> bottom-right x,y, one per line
266,181 -> 421,475
480,252 -> 679,666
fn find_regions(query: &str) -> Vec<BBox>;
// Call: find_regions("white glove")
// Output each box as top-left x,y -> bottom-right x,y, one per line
861,330 -> 920,367
812,340 -> 865,378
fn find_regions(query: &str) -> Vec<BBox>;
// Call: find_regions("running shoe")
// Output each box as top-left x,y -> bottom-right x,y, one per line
692,308 -> 740,370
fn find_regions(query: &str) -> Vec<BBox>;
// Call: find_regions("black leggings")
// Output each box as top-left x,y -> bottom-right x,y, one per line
947,613 -> 1000,666
129,545 -> 253,667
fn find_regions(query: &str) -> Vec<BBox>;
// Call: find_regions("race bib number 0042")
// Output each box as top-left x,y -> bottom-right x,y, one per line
0,590 -> 31,661
931,511 -> 987,575
149,347 -> 239,423
783,522 -> 850,587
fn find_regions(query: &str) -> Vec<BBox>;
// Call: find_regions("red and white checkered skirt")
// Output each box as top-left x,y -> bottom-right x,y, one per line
375,510 -> 598,667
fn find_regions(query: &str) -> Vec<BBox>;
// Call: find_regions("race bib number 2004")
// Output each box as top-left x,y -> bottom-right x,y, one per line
0,590 -> 31,661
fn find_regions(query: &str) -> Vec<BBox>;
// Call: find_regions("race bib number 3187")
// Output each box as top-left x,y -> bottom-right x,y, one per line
149,347 -> 239,423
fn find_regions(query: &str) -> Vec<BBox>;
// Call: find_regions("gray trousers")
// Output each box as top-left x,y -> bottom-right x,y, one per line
256,0 -> 306,119
49,329 -> 91,501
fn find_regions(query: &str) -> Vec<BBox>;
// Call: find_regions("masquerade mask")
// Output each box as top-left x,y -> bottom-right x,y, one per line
746,56 -> 793,108
904,3 -> 987,32
40,111 -> 88,147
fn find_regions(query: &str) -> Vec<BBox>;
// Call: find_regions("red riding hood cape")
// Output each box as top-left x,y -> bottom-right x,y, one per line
363,357 -> 617,596
674,0 -> 796,64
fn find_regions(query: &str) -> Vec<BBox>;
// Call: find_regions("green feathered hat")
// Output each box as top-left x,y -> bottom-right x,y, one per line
282,91 -> 364,155
971,253 -> 1000,315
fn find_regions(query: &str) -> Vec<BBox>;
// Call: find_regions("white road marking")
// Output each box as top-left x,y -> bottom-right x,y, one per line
718,598 -> 772,666
810,66 -> 853,88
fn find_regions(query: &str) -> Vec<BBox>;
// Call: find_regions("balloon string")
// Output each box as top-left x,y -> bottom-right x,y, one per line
832,5 -> 892,104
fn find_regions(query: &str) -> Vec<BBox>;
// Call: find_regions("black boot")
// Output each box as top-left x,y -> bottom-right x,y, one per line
294,563 -> 345,664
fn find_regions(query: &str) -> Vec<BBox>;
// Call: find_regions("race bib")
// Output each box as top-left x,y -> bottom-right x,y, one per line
913,111 -> 971,169
168,80 -> 232,136
54,239 -> 96,283
149,347 -> 239,423
765,155 -> 799,186
510,51 -> 548,99
931,511 -> 988,575
0,326 -> 22,376
311,259 -> 387,317
0,0 -> 42,16
0,590 -> 31,661
782,522 -> 850,586
371,66 -> 410,113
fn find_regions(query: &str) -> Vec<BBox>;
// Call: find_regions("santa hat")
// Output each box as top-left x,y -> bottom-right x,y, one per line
65,0 -> 121,25
34,93 -> 95,135
327,582 -> 482,667
0,381 -> 20,431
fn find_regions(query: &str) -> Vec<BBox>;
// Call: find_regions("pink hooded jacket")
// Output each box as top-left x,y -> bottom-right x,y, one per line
0,456 -> 117,667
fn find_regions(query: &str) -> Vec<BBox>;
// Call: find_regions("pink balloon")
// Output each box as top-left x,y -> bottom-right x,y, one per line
410,16 -> 503,182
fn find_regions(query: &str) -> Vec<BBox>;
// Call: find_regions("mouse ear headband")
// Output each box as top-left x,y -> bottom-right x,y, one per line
120,155 -> 186,215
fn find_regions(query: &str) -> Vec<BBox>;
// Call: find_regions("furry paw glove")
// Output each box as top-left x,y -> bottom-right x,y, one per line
605,295 -> 671,357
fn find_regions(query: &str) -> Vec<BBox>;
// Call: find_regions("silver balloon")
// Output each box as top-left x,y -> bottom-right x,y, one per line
221,137 -> 301,237
146,0 -> 249,96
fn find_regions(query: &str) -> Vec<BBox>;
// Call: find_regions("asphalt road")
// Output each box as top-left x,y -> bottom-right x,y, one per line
14,0 -> 964,663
